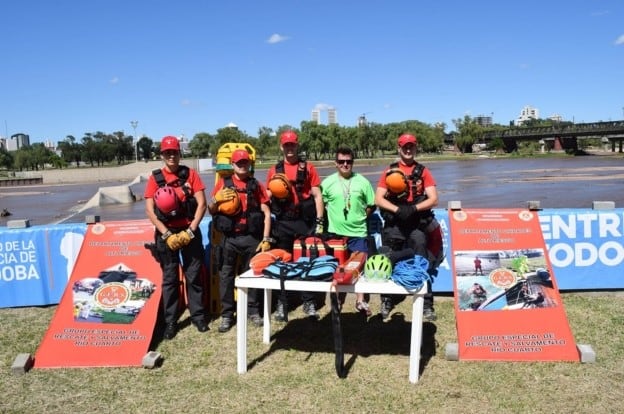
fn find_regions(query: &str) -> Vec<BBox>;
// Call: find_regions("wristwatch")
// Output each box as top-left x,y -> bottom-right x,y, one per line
262,236 -> 276,244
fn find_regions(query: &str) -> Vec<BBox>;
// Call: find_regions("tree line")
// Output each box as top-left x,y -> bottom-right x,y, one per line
1,116 -> 576,173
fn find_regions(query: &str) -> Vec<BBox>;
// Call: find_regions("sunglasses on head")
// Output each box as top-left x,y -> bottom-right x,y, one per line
337,159 -> 353,165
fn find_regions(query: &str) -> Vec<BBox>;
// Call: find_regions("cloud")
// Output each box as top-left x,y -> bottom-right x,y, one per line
615,34 -> 624,45
519,63 -> 530,70
267,33 -> 289,44
109,76 -> 119,85
181,99 -> 192,106
313,103 -> 333,111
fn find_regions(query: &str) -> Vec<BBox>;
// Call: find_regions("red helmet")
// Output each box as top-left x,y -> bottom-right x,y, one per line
154,186 -> 180,216
160,136 -> 180,152
280,130 -> 298,145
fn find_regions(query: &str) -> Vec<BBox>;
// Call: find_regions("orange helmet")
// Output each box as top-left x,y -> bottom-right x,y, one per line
217,189 -> 241,216
385,168 -> 408,195
154,186 -> 180,216
268,173 -> 292,199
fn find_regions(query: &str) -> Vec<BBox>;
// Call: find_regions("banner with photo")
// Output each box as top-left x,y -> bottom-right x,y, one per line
34,220 -> 162,368
449,208 -> 580,362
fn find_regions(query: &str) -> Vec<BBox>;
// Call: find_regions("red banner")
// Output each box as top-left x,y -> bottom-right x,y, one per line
449,209 -> 580,362
35,220 -> 161,368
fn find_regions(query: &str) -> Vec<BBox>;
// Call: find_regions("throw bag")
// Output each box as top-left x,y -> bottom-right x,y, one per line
249,249 -> 292,275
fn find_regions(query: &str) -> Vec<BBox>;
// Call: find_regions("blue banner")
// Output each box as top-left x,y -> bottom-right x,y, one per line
0,224 -> 86,307
539,208 -> 624,289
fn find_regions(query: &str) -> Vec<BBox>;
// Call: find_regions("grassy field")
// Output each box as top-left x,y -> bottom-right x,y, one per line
1,293 -> 623,414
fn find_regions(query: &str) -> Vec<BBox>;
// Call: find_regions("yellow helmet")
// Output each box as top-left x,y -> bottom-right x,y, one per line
268,173 -> 292,199
385,168 -> 408,195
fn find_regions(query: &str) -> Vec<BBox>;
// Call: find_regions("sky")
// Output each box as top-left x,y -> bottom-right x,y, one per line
2,0 -> 623,144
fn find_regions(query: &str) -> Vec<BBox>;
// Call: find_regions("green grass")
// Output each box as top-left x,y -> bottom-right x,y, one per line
1,293 -> 623,414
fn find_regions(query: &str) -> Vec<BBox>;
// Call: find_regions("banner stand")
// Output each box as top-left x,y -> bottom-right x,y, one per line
443,202 -> 595,363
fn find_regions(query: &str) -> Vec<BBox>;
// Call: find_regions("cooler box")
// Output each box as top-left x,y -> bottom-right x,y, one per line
293,236 -> 348,265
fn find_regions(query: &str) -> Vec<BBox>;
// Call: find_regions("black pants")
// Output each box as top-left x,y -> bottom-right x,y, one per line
157,228 -> 206,325
381,224 -> 434,309
218,233 -> 261,318
271,218 -> 318,305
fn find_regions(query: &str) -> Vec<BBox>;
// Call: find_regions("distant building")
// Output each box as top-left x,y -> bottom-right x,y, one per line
357,114 -> 368,127
474,115 -> 493,127
548,114 -> 563,123
311,109 -> 320,124
516,105 -> 539,126
327,107 -> 337,125
6,133 -> 30,151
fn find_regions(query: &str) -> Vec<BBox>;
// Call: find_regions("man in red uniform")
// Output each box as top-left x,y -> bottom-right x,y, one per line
375,133 -> 441,321
209,149 -> 272,333
265,130 -> 324,321
144,136 -> 208,339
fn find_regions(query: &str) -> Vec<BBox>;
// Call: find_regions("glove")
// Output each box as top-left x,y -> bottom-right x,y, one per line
256,237 -> 273,253
213,188 -> 236,204
176,229 -> 194,248
314,217 -> 324,235
166,233 -> 183,251
396,204 -> 417,221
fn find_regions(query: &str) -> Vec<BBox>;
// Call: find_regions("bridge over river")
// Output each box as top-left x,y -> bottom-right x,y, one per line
480,120 -> 624,152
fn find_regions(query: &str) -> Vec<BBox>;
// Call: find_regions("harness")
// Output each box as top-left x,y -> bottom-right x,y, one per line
382,161 -> 434,227
271,158 -> 309,220
214,175 -> 263,235
152,165 -> 197,222
385,161 -> 427,207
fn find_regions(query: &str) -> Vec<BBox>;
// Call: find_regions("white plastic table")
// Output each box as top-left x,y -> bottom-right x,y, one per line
235,270 -> 427,383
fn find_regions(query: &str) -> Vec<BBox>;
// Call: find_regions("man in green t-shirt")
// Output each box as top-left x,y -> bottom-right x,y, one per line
321,147 -> 375,316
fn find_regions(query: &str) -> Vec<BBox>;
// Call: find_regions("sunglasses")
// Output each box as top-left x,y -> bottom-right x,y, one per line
161,150 -> 179,157
336,159 -> 354,165
234,160 -> 250,166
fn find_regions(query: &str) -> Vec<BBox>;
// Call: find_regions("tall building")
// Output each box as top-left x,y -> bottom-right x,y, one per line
516,105 -> 539,126
6,133 -> 30,151
327,107 -> 337,125
474,115 -> 493,127
311,109 -> 320,124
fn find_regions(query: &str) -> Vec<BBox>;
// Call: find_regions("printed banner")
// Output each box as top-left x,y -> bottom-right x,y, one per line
34,220 -> 161,368
540,208 -> 624,289
0,224 -> 86,308
449,208 -> 580,362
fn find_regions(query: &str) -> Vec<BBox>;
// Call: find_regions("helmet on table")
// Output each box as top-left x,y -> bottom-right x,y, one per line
364,254 -> 393,281
268,173 -> 292,199
154,186 -> 180,216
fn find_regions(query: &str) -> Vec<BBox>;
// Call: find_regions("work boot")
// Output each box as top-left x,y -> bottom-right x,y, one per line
303,300 -> 319,320
249,314 -> 263,327
423,307 -> 437,322
380,298 -> 394,320
218,317 -> 233,333
274,300 -> 287,322
163,322 -> 177,340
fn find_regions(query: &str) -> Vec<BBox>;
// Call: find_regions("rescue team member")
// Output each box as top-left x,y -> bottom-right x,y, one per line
374,133 -> 440,321
145,136 -> 208,340
320,147 -> 375,316
266,130 -> 324,321
209,149 -> 272,333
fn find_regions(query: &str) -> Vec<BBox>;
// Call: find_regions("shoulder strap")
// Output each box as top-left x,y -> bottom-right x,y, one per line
275,160 -> 284,174
152,169 -> 166,187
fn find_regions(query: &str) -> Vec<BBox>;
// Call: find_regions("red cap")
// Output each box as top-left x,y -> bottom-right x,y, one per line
280,130 -> 298,145
231,149 -> 250,163
398,133 -> 417,147
160,136 -> 180,152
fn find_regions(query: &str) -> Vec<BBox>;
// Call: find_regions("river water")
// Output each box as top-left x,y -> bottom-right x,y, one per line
1,155 -> 622,227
